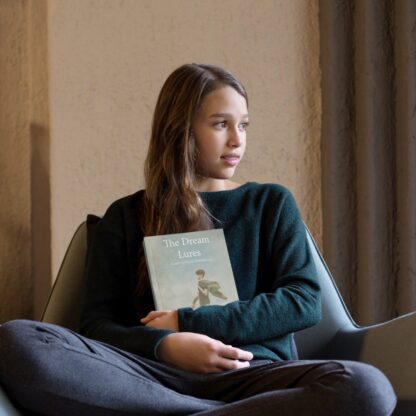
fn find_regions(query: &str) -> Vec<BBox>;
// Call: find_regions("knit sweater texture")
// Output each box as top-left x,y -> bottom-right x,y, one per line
80,182 -> 321,361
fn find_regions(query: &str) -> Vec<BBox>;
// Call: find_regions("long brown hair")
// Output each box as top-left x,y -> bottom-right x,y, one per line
137,63 -> 248,294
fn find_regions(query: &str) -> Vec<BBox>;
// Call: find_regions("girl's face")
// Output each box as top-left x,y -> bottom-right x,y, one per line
191,86 -> 249,192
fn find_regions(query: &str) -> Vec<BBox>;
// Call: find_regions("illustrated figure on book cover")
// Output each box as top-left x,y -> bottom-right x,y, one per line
192,269 -> 228,308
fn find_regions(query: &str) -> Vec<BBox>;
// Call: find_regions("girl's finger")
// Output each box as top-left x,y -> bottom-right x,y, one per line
140,310 -> 169,323
219,344 -> 253,362
215,357 -> 251,371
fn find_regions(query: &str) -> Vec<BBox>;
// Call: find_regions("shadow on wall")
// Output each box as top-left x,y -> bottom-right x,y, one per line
30,122 -> 51,319
0,212 -> 32,322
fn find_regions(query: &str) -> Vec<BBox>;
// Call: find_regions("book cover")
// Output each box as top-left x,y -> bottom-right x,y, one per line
143,229 -> 239,310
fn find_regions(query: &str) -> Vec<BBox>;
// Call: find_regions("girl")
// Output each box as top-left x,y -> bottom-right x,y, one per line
0,64 -> 396,415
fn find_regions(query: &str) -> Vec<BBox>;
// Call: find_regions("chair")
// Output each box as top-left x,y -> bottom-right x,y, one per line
1,220 -> 415,415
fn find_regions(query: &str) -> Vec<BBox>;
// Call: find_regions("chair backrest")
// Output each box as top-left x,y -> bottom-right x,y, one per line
294,226 -> 357,358
41,222 -> 87,331
41,221 -> 357,359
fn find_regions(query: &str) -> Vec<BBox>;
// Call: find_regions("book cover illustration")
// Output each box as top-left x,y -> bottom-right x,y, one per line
143,229 -> 239,310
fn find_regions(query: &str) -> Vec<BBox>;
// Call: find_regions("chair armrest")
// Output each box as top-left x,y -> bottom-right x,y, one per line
328,312 -> 416,402
0,386 -> 22,415
359,312 -> 416,401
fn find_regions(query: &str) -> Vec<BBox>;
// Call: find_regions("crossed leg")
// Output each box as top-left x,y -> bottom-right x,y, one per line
0,320 -> 396,416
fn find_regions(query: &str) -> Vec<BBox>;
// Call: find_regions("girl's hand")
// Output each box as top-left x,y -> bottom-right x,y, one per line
140,310 -> 179,331
157,332 -> 253,373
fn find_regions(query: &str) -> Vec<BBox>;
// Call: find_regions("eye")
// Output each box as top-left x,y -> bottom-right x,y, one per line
214,121 -> 227,128
239,122 -> 249,131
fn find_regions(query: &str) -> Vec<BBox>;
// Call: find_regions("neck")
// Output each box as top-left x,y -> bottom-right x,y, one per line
194,179 -> 241,192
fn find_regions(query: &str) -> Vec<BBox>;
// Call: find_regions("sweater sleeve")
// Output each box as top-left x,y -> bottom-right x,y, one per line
177,190 -> 321,346
79,205 -> 174,360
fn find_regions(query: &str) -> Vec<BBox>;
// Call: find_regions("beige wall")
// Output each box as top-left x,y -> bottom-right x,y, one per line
0,1 -> 32,321
0,0 -> 321,321
0,0 -> 49,321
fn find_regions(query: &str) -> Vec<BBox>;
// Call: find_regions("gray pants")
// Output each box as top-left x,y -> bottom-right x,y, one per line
0,320 -> 396,416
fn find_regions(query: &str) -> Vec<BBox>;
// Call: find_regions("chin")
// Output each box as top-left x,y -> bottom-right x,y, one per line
215,173 -> 235,181
219,167 -> 238,178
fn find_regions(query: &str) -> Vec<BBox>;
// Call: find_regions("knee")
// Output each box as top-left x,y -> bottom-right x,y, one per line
0,320 -> 49,382
0,320 -> 30,380
0,319 -> 35,349
338,361 -> 397,416
0,319 -> 39,346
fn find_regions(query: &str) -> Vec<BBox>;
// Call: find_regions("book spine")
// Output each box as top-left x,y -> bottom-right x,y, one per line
143,240 -> 163,310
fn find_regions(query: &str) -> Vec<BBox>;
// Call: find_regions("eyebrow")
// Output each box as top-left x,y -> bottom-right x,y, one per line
209,113 -> 249,119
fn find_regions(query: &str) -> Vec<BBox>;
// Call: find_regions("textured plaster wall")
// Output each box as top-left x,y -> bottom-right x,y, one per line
0,1 -> 49,322
0,1 -> 32,321
0,0 -> 321,319
49,0 -> 322,279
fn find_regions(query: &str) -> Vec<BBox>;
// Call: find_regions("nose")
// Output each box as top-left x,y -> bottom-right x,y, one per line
227,126 -> 244,148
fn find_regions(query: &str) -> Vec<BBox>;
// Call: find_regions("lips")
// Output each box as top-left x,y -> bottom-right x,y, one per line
221,153 -> 240,166
221,153 -> 240,161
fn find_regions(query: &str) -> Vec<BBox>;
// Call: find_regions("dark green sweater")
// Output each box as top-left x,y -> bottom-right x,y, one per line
80,182 -> 321,361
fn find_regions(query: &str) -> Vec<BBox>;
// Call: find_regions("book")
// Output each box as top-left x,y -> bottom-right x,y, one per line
143,229 -> 239,310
